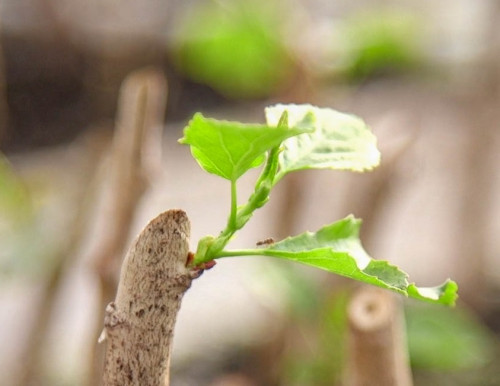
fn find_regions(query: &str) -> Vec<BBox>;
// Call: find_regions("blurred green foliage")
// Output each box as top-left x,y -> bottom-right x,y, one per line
0,155 -> 64,278
171,0 -> 294,99
0,155 -> 33,227
0,155 -> 36,276
280,279 -> 348,386
406,303 -> 496,371
254,260 -> 347,385
337,9 -> 423,82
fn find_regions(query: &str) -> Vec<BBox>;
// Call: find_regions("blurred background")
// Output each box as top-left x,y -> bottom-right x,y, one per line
1,0 -> 500,385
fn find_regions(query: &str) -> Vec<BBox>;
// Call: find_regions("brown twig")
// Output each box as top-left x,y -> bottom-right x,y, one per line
102,210 -> 200,386
93,67 -> 167,282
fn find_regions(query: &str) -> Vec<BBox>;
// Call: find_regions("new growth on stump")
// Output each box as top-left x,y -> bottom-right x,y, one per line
101,103 -> 458,385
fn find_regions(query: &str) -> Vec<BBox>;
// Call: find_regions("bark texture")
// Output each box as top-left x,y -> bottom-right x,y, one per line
102,209 -> 199,386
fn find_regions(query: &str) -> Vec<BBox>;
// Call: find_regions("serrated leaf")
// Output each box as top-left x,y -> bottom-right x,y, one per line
265,104 -> 381,180
257,216 -> 457,305
180,113 -> 310,181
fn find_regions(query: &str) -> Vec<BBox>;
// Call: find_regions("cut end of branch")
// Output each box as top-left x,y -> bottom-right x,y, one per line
348,287 -> 394,332
103,209 -> 199,386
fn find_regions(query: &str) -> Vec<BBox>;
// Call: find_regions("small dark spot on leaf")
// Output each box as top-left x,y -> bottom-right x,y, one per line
136,309 -> 145,318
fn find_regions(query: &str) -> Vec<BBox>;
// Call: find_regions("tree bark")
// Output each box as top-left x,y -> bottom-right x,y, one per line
101,209 -> 200,386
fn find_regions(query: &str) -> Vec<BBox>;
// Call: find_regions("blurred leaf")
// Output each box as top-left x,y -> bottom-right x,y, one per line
0,155 -> 33,226
281,290 -> 349,386
338,9 -> 423,81
265,104 -> 380,181
172,0 -> 294,98
0,155 -> 41,277
179,113 -> 309,181
406,304 -> 496,370
0,155 -> 70,278
257,215 -> 457,305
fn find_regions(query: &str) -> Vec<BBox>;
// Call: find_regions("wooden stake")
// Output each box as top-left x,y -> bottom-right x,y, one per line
102,209 -> 200,386
345,287 -> 413,386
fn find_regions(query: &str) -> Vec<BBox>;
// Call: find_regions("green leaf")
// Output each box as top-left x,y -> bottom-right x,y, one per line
265,104 -> 381,181
180,113 -> 309,181
338,9 -> 422,82
407,280 -> 458,306
255,215 -> 457,305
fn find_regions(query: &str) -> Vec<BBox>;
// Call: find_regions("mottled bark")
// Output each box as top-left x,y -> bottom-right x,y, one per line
102,210 -> 200,386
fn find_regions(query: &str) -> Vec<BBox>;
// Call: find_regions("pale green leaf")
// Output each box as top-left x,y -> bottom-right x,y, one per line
180,113 -> 309,181
265,104 -> 381,180
407,281 -> 458,305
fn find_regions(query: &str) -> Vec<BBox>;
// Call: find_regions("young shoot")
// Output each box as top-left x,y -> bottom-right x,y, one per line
179,104 -> 458,306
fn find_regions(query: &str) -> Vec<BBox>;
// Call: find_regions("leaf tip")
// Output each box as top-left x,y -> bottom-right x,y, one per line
277,110 -> 289,128
407,279 -> 459,306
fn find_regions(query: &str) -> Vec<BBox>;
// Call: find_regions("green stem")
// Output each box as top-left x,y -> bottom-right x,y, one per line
229,179 -> 237,229
216,249 -> 267,258
194,145 -> 281,265
193,180 -> 238,265
235,147 -> 279,226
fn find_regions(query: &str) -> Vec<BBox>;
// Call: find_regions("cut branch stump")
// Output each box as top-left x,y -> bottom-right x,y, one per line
102,209 -> 200,386
345,287 -> 413,386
